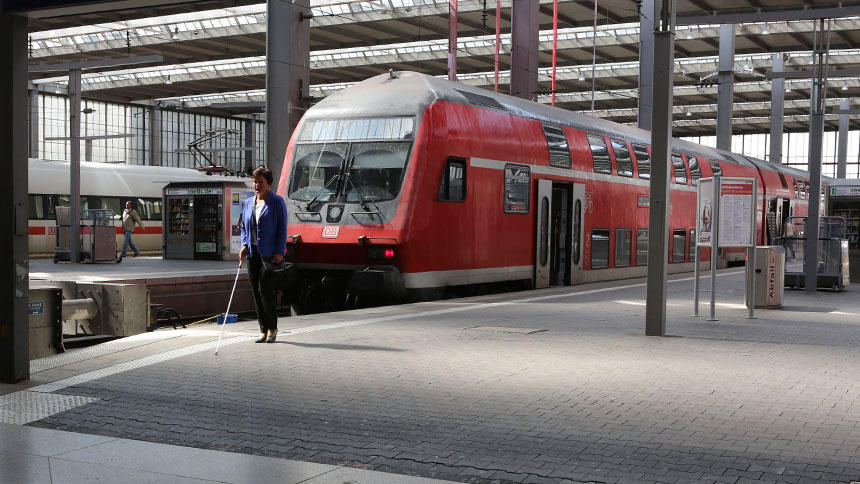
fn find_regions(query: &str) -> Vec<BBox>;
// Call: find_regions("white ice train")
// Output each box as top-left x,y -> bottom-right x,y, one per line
28,158 -> 238,255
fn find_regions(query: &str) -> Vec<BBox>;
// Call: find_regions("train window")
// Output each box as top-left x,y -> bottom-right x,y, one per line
298,117 -> 414,141
540,198 -> 550,266
793,178 -> 799,199
100,197 -> 122,218
504,164 -> 530,214
672,229 -> 687,263
46,195 -> 69,221
687,155 -> 702,185
542,124 -> 571,168
348,142 -> 411,202
636,229 -> 648,266
587,135 -> 612,174
632,144 -> 650,179
137,198 -> 162,221
573,200 -> 581,265
591,228 -> 610,269
289,143 -> 348,202
29,195 -> 46,219
437,158 -> 466,202
610,139 -> 633,178
615,228 -> 632,267
804,181 -> 810,200
689,229 -> 697,261
671,152 -> 688,185
709,160 -> 723,176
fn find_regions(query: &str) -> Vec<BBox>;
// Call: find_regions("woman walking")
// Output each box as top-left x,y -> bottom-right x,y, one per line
239,167 -> 288,343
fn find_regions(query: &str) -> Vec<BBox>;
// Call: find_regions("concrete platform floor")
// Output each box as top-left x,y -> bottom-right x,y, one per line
4,269 -> 860,483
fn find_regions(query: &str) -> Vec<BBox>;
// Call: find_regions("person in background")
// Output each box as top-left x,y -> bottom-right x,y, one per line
121,201 -> 145,257
239,166 -> 288,343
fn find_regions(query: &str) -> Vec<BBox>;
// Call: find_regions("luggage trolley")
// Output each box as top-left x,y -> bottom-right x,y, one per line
53,207 -> 120,263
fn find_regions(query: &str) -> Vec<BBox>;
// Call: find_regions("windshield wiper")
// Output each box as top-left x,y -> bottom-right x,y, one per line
304,174 -> 339,212
343,170 -> 379,212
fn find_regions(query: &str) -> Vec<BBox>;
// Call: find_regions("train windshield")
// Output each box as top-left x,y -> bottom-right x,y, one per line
289,117 -> 414,203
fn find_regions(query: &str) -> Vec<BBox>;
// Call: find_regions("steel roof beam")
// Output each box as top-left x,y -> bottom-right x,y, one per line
678,4 -> 860,25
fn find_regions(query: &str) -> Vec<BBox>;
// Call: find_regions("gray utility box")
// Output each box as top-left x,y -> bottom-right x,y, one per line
754,246 -> 785,308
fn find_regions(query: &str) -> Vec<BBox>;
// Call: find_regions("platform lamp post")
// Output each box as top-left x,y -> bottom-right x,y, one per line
644,0 -> 675,337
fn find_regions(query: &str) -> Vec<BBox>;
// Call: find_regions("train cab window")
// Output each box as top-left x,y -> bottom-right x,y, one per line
588,135 -> 612,175
542,124 -> 571,168
687,155 -> 702,185
504,164 -> 530,213
610,139 -> 634,177
632,144 -> 650,179
591,228 -> 610,269
671,152 -> 688,185
709,160 -> 723,176
615,228 -> 632,267
672,229 -> 687,263
636,229 -> 648,266
689,229 -> 697,261
289,144 -> 349,203
437,158 -> 466,202
29,195 -> 46,219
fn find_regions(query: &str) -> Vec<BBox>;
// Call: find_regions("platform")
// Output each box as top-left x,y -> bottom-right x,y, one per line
5,269 -> 860,483
29,256 -> 256,319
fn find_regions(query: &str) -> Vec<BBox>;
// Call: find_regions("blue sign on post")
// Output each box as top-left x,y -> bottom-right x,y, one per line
29,301 -> 45,315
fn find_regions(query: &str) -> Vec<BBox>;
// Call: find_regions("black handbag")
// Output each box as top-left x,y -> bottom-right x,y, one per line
262,259 -> 298,292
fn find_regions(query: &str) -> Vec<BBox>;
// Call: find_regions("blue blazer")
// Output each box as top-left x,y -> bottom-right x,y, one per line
240,191 -> 288,258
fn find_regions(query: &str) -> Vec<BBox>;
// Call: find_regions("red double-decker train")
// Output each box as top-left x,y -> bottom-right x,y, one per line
276,71 -> 820,310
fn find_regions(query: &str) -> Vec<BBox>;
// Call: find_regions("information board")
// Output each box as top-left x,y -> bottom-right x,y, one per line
719,179 -> 755,247
697,178 -> 714,247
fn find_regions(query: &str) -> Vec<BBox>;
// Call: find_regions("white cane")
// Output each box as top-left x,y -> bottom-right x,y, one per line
215,262 -> 243,356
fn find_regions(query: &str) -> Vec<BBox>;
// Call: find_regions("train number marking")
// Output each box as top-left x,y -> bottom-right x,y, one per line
47,226 -> 56,235
322,226 -> 340,239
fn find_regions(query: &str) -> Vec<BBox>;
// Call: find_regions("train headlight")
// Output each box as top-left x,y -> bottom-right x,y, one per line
367,246 -> 395,261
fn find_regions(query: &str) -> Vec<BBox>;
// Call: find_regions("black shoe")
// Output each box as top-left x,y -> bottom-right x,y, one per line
266,333 -> 277,343
254,336 -> 267,343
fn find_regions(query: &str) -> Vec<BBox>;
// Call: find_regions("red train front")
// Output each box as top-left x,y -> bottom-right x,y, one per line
276,71 -> 818,312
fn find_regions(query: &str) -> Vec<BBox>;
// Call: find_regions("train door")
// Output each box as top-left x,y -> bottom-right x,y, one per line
550,183 -> 571,286
534,179 -> 553,288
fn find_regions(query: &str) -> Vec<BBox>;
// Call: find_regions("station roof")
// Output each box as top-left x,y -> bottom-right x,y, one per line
20,0 -> 860,136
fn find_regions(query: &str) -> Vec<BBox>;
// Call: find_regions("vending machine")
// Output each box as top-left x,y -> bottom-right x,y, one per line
163,180 -> 254,260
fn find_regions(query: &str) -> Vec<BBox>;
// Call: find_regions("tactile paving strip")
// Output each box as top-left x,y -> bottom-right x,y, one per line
0,391 -> 98,425
32,330 -> 196,373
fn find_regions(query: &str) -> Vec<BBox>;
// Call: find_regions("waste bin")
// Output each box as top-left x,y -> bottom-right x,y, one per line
754,246 -> 785,308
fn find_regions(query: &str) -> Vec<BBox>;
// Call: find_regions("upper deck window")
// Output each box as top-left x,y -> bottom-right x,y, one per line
632,144 -> 650,179
588,135 -> 611,174
298,117 -> 414,142
542,124 -> 571,168
687,155 -> 702,185
672,152 -> 688,185
610,139 -> 633,178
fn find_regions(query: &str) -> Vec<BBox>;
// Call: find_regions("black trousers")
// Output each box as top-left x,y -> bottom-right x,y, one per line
248,247 -> 278,333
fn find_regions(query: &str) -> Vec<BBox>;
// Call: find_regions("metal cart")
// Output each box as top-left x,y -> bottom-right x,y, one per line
53,207 -> 120,263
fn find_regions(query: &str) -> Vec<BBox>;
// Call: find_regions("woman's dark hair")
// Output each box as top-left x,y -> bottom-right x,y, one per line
252,166 -> 273,185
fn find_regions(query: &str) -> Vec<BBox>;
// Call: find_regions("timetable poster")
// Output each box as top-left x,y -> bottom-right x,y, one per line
719,180 -> 754,247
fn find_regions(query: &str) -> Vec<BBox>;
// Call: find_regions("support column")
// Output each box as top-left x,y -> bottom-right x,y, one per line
805,19 -> 826,294
0,13 -> 29,383
509,0 -> 539,101
245,117 -> 256,175
637,0 -> 655,130
69,68 -> 81,264
645,0 -> 675,337
149,106 -> 162,166
769,54 -> 785,164
716,24 -> 735,151
448,0 -> 458,81
29,86 -> 39,158
837,98 -> 849,179
266,0 -> 310,191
